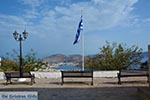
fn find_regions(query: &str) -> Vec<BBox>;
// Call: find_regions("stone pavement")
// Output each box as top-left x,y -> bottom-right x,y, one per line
0,77 -> 148,100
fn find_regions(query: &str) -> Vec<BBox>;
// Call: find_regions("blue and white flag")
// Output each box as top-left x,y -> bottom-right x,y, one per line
73,15 -> 83,45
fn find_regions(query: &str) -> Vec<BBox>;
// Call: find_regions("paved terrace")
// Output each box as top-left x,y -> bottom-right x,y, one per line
0,77 -> 148,100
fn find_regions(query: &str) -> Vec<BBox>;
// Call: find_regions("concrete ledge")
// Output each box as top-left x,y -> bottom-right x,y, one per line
94,71 -> 118,78
31,71 -> 61,78
0,71 -> 119,79
0,72 -> 5,80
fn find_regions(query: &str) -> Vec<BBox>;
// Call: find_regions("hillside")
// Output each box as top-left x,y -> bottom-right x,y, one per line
42,52 -> 148,64
42,54 -> 82,64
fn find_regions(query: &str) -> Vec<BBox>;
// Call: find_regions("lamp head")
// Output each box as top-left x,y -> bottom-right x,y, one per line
23,30 -> 28,39
13,30 -> 18,40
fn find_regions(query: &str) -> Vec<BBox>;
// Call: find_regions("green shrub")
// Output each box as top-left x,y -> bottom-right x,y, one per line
85,41 -> 143,70
0,49 -> 47,72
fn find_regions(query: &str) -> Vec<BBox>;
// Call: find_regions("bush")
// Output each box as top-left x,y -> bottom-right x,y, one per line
0,49 -> 47,72
85,41 -> 143,70
0,58 -> 18,71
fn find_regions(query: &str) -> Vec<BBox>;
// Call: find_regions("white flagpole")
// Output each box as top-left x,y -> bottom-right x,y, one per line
81,10 -> 84,71
82,28 -> 84,71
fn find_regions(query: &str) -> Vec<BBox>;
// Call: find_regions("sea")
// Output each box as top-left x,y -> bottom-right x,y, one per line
52,52 -> 148,71
53,65 -> 83,71
53,57 -> 148,71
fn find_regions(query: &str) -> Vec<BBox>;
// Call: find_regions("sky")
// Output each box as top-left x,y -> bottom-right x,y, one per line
0,0 -> 150,58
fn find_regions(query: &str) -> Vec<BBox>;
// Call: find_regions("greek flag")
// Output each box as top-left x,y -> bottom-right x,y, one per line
73,16 -> 83,45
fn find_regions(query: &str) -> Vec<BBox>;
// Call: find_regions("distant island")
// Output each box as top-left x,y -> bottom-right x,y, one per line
41,52 -> 148,71
42,54 -> 82,70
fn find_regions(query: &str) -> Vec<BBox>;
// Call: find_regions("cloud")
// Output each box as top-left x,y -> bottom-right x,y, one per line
41,0 -> 139,32
15,0 -> 139,35
0,0 -> 140,39
85,0 -> 138,30
1,0 -> 145,57
0,14 -> 28,33
20,0 -> 44,7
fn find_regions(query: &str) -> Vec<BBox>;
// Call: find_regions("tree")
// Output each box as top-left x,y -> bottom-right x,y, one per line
0,58 -> 18,71
0,49 -> 47,72
85,41 -> 143,70
23,49 -> 47,72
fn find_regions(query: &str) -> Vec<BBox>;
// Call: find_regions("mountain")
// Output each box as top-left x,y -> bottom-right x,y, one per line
42,52 -> 148,64
42,54 -> 82,64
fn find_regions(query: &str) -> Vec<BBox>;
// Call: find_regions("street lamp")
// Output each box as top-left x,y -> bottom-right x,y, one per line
13,30 -> 28,77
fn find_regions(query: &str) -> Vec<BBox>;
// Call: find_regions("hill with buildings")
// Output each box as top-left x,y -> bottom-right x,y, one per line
42,52 -> 148,69
42,54 -> 82,65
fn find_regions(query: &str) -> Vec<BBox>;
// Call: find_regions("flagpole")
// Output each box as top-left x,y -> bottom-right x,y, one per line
81,10 -> 84,71
82,27 -> 84,71
73,10 -> 84,70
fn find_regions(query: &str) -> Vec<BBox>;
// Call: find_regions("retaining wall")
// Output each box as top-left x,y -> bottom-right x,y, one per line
0,71 -> 119,80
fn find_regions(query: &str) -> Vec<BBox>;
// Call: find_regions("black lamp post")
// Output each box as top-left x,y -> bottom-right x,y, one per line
13,30 -> 28,77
